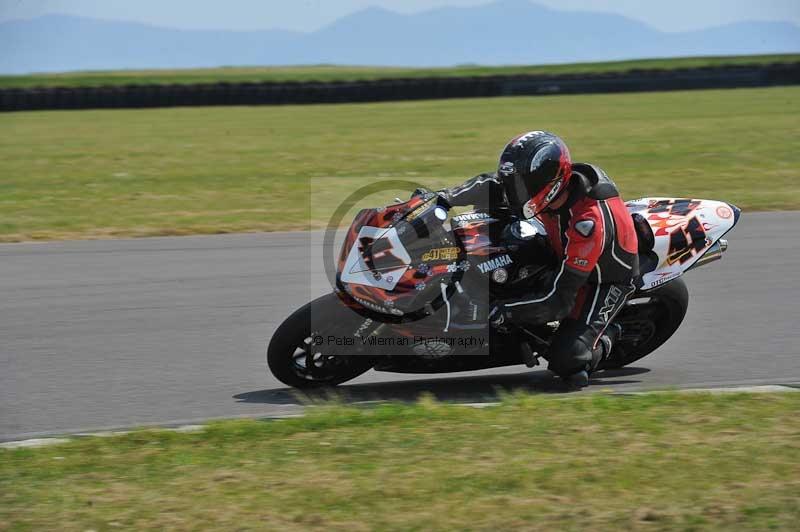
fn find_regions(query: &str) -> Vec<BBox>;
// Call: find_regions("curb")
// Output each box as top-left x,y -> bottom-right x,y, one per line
2,384 -> 797,450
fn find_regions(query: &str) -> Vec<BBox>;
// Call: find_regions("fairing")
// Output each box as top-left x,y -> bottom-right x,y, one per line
626,198 -> 741,291
336,197 -> 552,318
336,195 -> 462,317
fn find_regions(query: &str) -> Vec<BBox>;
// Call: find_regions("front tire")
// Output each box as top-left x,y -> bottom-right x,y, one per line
599,277 -> 689,370
267,293 -> 374,388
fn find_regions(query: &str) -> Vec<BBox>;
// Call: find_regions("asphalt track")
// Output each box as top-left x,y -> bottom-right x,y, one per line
2,212 -> 798,441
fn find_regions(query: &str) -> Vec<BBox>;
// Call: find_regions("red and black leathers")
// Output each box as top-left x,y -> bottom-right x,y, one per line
441,163 -> 640,376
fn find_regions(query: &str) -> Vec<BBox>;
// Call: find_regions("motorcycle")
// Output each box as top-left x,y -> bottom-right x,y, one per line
267,192 -> 740,388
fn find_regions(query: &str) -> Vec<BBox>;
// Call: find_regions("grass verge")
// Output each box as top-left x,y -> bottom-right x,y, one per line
1,392 -> 799,530
1,54 -> 798,89
1,86 -> 799,241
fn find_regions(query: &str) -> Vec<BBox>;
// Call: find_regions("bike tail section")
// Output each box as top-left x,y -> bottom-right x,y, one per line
626,198 -> 740,291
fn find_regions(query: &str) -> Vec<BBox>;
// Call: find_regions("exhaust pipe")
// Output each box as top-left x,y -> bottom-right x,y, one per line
688,239 -> 727,271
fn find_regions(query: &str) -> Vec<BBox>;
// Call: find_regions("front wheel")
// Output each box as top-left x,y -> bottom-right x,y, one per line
267,293 -> 374,388
599,277 -> 689,370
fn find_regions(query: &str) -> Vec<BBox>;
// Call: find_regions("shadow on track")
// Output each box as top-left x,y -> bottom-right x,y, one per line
233,366 -> 650,407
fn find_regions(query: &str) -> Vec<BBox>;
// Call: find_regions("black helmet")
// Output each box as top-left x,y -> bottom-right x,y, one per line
497,131 -> 572,218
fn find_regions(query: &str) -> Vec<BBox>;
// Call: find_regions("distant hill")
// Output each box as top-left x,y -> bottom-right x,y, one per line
2,0 -> 799,74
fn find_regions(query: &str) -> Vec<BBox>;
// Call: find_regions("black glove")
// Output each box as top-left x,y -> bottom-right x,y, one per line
410,187 -> 431,200
409,188 -> 453,211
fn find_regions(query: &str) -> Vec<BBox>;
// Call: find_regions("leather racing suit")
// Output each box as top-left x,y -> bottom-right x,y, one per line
440,163 -> 640,376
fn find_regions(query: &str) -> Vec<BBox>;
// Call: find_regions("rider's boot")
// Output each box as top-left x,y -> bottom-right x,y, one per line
564,369 -> 589,388
562,323 -> 622,389
594,323 -> 622,369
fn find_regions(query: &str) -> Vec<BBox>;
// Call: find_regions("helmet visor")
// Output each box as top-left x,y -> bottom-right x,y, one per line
522,177 -> 564,218
502,170 -> 534,216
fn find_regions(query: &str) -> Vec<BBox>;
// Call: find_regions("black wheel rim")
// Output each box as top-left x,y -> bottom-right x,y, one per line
290,331 -> 350,382
614,296 -> 667,350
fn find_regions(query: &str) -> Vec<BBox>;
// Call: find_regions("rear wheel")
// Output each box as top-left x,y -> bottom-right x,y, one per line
598,277 -> 689,370
267,293 -> 374,388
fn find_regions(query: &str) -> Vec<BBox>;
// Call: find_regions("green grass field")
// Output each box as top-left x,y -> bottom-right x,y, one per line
1,86 -> 798,241
2,392 -> 799,530
1,54 -> 797,89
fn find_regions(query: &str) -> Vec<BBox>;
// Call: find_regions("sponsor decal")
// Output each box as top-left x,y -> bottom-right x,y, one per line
716,205 -> 733,219
573,257 -> 589,267
646,270 -> 678,288
499,161 -> 516,176
543,179 -> 562,204
491,268 -> 509,283
353,318 -> 373,338
453,212 -> 491,222
574,219 -> 595,237
511,131 -> 543,147
446,261 -> 472,273
352,295 -> 403,316
421,247 -> 460,262
651,274 -> 678,288
414,282 -> 427,291
405,199 -> 434,222
598,285 -> 624,323
478,254 -> 513,274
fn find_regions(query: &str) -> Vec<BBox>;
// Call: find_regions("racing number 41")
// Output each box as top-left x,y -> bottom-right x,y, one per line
357,236 -> 406,273
667,216 -> 707,265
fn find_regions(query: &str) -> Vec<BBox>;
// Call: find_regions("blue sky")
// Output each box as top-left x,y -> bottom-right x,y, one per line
1,0 -> 798,33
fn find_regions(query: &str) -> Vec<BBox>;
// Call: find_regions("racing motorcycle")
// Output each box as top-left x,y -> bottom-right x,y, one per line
267,192 -> 740,388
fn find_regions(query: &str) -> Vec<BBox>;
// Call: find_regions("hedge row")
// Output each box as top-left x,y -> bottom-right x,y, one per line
2,63 -> 798,112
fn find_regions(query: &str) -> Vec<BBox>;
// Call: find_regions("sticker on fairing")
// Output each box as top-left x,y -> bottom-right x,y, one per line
340,226 -> 411,291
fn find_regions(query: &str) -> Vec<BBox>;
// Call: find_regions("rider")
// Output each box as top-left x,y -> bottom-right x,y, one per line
438,131 -> 640,387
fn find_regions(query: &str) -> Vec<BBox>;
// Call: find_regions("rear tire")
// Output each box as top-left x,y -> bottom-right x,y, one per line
267,293 -> 374,388
599,277 -> 689,370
